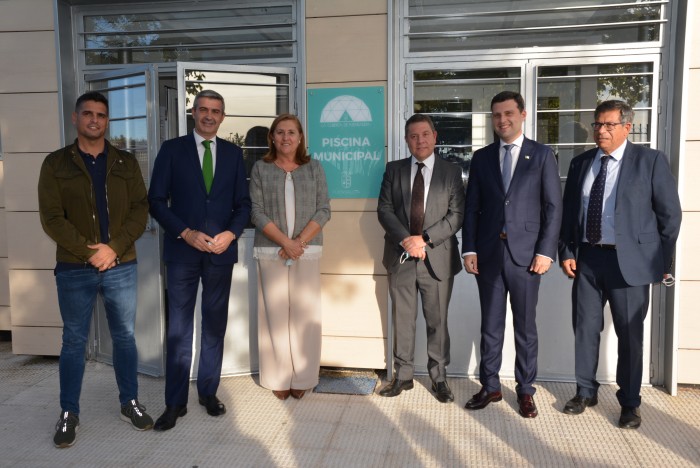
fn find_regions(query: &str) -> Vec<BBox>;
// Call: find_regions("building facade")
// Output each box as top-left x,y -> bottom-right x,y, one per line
0,0 -> 697,389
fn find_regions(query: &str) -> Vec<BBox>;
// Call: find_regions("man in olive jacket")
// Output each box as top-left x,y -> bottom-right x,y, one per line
38,92 -> 152,449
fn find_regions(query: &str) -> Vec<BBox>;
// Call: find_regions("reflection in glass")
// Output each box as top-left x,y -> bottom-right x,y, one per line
535,62 -> 654,179
106,117 -> 149,185
410,25 -> 659,53
413,67 -> 520,180
82,4 -> 295,66
406,1 -> 663,53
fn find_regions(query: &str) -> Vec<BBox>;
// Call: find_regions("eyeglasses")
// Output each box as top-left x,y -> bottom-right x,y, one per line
591,122 -> 625,131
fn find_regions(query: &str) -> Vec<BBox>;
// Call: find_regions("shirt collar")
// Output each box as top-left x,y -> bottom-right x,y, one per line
500,133 -> 525,150
412,153 -> 435,171
76,139 -> 108,159
194,130 -> 216,147
598,139 -> 627,161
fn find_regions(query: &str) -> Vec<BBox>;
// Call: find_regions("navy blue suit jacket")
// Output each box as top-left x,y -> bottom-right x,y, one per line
462,137 -> 562,268
148,133 -> 251,265
559,142 -> 681,286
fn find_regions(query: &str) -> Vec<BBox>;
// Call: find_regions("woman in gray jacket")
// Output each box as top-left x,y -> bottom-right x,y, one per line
250,114 -> 331,400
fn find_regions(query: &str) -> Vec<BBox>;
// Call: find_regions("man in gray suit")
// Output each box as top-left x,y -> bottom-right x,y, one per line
559,100 -> 682,429
377,114 -> 465,403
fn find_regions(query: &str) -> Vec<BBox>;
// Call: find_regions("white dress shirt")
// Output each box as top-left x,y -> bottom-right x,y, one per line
193,130 -> 217,174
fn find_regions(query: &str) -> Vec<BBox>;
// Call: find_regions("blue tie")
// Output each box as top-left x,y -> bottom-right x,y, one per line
502,144 -> 514,192
586,155 -> 611,244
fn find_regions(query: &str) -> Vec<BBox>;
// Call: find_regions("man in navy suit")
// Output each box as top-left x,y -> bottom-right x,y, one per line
559,100 -> 681,429
462,91 -> 562,418
149,90 -> 251,431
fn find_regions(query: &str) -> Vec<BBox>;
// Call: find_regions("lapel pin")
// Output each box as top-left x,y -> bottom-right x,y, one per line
524,155 -> 531,160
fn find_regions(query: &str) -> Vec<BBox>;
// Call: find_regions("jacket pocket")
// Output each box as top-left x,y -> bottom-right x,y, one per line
638,231 -> 659,244
525,221 -> 540,232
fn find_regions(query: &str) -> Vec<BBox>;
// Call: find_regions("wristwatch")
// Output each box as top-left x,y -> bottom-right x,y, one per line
422,230 -> 433,247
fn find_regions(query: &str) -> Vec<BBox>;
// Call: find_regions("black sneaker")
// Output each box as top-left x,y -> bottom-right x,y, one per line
120,399 -> 154,431
54,411 -> 79,448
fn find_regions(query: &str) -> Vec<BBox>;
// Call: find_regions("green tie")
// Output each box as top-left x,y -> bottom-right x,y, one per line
202,140 -> 213,194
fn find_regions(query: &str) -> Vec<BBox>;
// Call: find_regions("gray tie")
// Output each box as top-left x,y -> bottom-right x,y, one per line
502,144 -> 514,191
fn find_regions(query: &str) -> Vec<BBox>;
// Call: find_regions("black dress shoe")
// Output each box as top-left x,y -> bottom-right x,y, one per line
378,378 -> 414,397
199,395 -> 226,416
619,406 -> 641,429
563,394 -> 598,415
153,405 -> 187,431
517,394 -> 538,418
431,381 -> 454,403
464,387 -> 502,410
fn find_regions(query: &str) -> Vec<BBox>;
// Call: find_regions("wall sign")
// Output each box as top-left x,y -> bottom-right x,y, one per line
307,87 -> 385,198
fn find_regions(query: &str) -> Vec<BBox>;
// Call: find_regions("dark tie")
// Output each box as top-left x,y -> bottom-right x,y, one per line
502,144 -> 514,191
202,140 -> 213,194
586,155 -> 611,244
410,162 -> 425,236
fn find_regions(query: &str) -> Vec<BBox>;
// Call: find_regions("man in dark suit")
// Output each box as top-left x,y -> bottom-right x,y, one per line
377,114 -> 465,403
462,91 -> 562,418
559,100 -> 681,429
149,90 -> 251,431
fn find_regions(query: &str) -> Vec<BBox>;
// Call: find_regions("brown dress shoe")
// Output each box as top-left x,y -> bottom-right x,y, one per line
464,387 -> 502,410
517,394 -> 538,418
272,390 -> 291,400
290,389 -> 306,399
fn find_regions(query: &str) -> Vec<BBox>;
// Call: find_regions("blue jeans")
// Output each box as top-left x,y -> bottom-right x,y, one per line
56,264 -> 139,414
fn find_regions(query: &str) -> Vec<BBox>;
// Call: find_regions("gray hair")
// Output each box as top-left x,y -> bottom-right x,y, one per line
594,100 -> 634,124
193,89 -> 225,113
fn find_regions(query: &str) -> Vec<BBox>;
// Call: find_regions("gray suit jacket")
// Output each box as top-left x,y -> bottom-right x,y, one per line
377,156 -> 465,280
559,142 -> 682,286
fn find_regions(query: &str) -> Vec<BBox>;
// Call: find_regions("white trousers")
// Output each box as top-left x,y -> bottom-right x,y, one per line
257,257 -> 322,391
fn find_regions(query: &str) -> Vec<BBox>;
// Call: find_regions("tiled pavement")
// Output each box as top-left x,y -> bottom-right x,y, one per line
1,340 -> 699,467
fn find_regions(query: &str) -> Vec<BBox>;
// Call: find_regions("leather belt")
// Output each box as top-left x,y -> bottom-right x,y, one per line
499,232 -> 507,240
582,242 -> 616,250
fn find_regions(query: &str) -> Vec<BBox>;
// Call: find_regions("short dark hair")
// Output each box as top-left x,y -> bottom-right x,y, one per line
405,114 -> 436,135
193,89 -> 225,113
491,91 -> 525,112
75,92 -> 109,113
594,100 -> 634,124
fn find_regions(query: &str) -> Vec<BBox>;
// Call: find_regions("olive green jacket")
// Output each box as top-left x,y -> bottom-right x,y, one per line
38,140 -> 148,265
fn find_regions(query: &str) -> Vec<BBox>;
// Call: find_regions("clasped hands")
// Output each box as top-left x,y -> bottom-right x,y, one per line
87,243 -> 118,272
278,237 -> 307,261
182,228 -> 235,255
401,235 -> 427,261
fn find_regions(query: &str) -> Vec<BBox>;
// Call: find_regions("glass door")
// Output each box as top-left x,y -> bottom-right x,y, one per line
84,64 -> 166,376
403,56 -> 661,385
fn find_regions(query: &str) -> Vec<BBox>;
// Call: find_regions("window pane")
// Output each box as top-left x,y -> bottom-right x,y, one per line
536,61 -> 654,177
82,3 -> 295,66
407,1 -> 664,53
413,67 -> 520,180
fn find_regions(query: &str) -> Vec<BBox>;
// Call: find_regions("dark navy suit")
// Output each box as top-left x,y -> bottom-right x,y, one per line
149,133 -> 251,406
559,142 -> 681,407
462,137 -> 562,396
